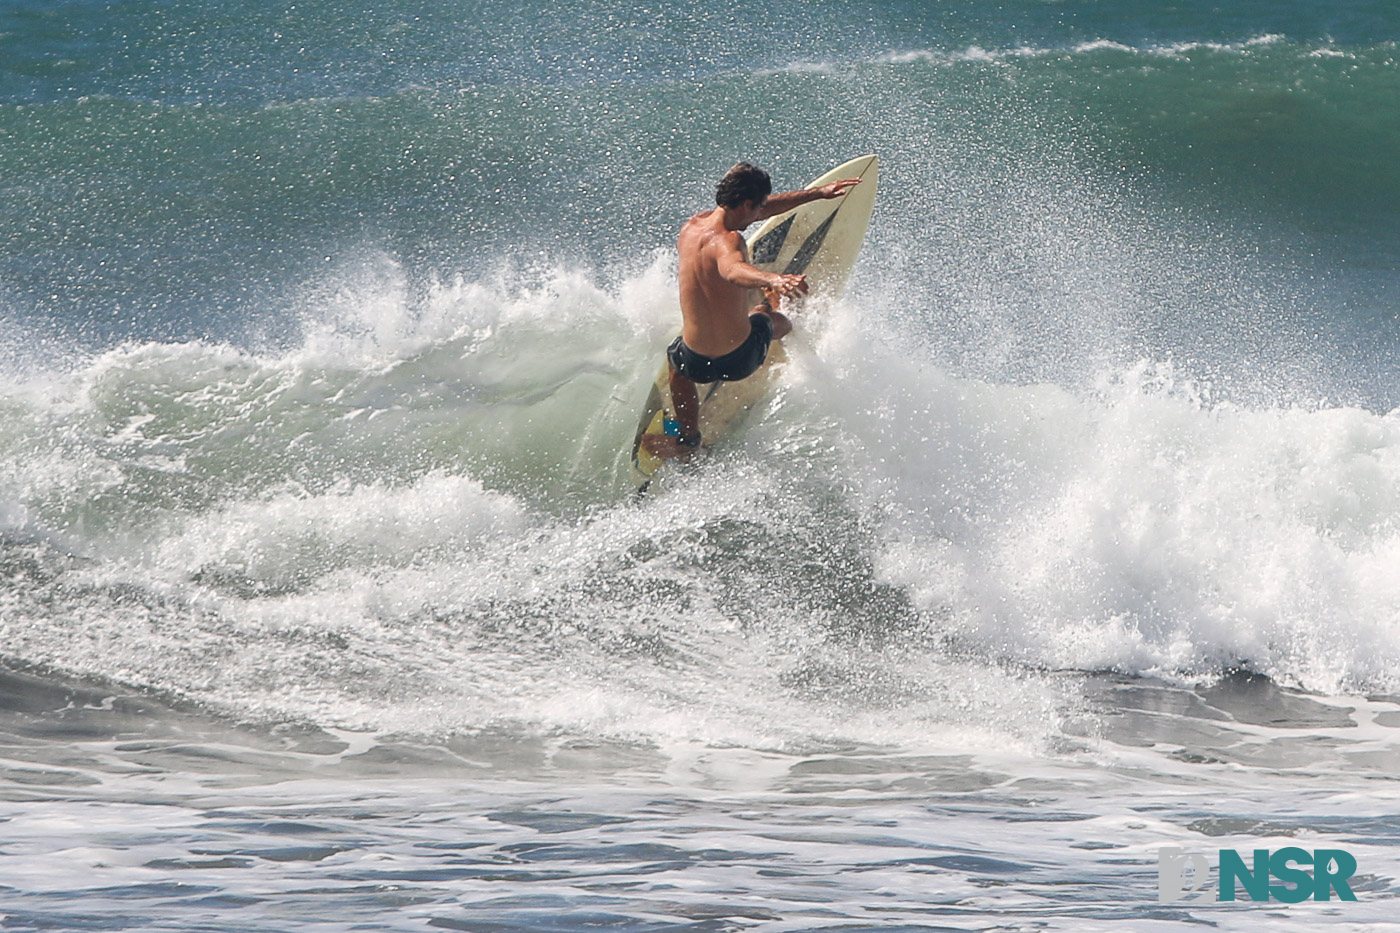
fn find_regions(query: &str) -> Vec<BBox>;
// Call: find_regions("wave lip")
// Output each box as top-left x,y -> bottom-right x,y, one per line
766,33 -> 1327,77
854,32 -> 1335,71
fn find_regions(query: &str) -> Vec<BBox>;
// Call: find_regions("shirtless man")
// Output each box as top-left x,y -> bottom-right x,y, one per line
644,162 -> 861,460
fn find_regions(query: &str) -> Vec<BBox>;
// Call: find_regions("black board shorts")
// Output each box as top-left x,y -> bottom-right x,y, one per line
667,313 -> 774,384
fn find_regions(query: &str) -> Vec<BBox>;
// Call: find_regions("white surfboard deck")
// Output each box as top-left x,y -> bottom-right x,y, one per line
629,154 -> 879,492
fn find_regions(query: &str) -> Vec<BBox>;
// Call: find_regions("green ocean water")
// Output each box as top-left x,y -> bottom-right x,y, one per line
2,2 -> 1399,391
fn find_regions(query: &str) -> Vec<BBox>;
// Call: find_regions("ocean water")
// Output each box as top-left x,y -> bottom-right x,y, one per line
3,1 -> 1400,929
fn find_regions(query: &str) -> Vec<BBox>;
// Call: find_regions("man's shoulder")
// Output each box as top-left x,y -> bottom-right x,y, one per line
680,208 -> 719,234
680,212 -> 742,249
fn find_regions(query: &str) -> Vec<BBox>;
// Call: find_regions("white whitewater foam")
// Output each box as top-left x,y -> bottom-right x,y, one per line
1,251 -> 1398,746
805,295 -> 1400,694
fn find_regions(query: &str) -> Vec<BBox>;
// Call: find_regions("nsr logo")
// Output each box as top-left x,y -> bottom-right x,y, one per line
1158,847 -> 1359,903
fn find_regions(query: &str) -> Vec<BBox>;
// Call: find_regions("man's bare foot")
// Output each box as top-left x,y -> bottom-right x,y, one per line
640,434 -> 699,461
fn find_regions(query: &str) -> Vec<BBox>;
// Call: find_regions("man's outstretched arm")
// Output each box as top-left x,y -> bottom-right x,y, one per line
756,177 -> 861,221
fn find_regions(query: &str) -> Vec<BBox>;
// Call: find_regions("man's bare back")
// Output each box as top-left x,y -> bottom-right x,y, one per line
677,207 -> 803,358
643,163 -> 860,461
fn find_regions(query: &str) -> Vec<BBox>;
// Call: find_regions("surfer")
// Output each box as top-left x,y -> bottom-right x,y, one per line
643,162 -> 861,460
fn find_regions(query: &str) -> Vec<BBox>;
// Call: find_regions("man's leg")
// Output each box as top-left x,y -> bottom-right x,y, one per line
669,363 -> 701,440
758,287 -> 794,339
640,363 -> 702,460
755,306 -> 792,339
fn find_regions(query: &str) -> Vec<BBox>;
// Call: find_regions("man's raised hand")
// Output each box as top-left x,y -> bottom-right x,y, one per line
818,177 -> 861,199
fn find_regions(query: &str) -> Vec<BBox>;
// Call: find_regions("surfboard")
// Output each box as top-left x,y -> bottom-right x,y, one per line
629,154 -> 879,492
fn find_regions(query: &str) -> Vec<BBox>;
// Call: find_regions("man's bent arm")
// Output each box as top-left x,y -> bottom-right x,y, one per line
715,239 -> 784,289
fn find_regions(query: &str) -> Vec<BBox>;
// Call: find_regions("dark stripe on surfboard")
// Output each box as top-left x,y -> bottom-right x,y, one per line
783,209 -> 838,275
749,215 -> 793,264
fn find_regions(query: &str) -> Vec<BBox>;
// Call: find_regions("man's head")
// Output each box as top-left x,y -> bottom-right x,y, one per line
715,162 -> 772,210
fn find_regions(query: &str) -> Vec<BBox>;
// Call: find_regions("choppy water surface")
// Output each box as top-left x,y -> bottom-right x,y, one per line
4,667 -> 1400,930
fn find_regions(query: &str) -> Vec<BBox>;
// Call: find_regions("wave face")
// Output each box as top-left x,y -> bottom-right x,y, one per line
2,0 -> 1400,748
3,257 -> 1399,748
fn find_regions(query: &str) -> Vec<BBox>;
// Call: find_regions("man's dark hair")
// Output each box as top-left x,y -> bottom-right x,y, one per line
715,162 -> 772,208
